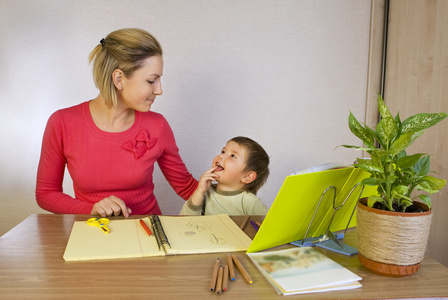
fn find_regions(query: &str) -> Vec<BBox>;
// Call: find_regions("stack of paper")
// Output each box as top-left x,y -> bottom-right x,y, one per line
247,247 -> 361,295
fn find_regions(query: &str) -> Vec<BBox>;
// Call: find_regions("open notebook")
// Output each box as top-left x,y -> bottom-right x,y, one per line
63,214 -> 252,261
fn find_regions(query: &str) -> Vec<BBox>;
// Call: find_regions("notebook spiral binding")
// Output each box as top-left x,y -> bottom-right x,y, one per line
150,214 -> 172,251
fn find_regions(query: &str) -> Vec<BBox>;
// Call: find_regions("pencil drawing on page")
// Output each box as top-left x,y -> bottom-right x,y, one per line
186,221 -> 213,231
181,221 -> 228,245
210,233 -> 226,245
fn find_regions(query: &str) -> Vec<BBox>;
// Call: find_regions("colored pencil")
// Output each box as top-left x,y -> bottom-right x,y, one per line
232,255 -> 253,284
139,219 -> 153,237
209,258 -> 221,292
216,266 -> 224,295
240,215 -> 250,230
222,264 -> 229,292
227,254 -> 236,281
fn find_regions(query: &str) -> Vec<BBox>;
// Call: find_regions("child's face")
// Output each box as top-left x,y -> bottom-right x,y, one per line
212,141 -> 249,189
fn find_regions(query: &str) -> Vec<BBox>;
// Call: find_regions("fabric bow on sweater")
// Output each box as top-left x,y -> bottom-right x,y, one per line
121,129 -> 157,159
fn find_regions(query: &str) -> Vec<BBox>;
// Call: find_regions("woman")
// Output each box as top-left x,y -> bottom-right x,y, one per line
36,28 -> 198,217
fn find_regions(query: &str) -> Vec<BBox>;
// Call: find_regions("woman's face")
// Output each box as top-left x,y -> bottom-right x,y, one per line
119,55 -> 164,112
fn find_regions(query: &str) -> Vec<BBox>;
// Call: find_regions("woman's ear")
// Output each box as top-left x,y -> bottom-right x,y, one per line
241,171 -> 257,184
112,69 -> 124,90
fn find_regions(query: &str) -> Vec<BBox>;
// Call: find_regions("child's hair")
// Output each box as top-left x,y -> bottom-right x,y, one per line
88,28 -> 163,108
229,136 -> 270,195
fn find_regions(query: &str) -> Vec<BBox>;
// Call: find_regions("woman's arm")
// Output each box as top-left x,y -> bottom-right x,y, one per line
35,112 -> 93,214
156,118 -> 198,199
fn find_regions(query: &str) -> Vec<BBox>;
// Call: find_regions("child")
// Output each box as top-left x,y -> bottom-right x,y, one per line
180,136 -> 270,215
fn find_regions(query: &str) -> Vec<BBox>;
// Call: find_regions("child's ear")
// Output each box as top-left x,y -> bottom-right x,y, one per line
242,171 -> 257,184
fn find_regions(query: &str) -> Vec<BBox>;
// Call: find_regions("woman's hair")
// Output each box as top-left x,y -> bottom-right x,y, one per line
229,136 -> 270,195
88,28 -> 163,107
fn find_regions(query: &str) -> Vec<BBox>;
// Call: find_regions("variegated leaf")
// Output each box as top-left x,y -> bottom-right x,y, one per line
401,112 -> 448,135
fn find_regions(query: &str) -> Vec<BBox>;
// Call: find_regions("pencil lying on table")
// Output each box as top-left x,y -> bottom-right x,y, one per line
232,255 -> 253,284
222,264 -> 229,292
227,254 -> 236,281
216,266 -> 224,295
209,258 -> 221,292
240,215 -> 250,230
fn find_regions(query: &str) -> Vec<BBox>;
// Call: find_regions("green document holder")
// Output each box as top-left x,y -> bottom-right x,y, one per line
291,183 -> 364,256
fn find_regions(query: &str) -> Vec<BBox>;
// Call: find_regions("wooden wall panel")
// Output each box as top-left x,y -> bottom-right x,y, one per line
366,0 -> 386,130
384,0 -> 448,266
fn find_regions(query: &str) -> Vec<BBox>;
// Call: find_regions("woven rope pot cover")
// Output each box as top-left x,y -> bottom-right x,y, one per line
356,198 -> 432,277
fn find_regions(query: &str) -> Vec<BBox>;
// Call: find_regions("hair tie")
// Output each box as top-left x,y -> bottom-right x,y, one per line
100,38 -> 105,47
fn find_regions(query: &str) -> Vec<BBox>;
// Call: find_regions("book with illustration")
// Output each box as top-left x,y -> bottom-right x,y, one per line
63,214 -> 252,261
247,247 -> 362,295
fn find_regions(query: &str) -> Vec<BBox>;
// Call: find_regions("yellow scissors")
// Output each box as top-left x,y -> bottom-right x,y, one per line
87,218 -> 110,234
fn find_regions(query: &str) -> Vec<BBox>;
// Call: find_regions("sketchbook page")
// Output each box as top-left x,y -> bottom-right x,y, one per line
63,219 -> 162,261
246,247 -> 361,294
138,218 -> 166,257
247,167 -> 355,253
160,214 -> 252,255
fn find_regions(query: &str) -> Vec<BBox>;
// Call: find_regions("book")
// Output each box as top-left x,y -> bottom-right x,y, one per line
247,247 -> 362,295
289,162 -> 349,175
247,165 -> 376,253
63,214 -> 252,261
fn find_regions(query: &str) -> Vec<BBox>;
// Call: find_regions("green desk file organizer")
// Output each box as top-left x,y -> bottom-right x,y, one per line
247,166 -> 376,255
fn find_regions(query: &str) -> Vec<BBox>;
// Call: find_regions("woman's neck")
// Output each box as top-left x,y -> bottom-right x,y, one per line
89,95 -> 135,132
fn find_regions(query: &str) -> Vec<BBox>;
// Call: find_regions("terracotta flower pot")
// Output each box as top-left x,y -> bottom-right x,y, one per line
356,198 -> 432,277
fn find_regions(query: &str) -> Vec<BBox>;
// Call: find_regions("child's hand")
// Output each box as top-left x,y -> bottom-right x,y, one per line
198,167 -> 220,191
190,167 -> 220,206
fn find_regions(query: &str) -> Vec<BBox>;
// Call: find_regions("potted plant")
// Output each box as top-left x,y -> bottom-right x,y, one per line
341,94 -> 447,276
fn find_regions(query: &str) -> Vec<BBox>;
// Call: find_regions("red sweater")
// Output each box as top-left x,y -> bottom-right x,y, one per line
36,101 -> 198,215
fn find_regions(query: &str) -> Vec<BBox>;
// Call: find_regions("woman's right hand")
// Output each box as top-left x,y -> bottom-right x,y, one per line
91,195 -> 132,217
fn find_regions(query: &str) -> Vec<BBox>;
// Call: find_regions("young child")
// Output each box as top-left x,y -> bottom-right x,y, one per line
180,136 -> 270,215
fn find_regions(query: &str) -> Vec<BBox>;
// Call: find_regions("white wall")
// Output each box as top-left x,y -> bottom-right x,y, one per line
0,0 -> 371,235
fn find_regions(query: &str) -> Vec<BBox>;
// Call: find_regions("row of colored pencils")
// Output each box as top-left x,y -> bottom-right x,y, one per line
209,254 -> 253,295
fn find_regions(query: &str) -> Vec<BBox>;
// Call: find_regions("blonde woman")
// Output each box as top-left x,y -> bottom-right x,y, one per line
36,28 -> 198,217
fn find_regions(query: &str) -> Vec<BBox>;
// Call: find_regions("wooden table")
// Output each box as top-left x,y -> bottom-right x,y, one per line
1,214 -> 448,299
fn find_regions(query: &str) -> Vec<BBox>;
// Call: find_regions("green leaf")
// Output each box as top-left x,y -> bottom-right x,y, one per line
355,164 -> 383,174
395,112 -> 402,133
418,194 -> 432,210
367,195 -> 385,208
397,153 -> 425,169
391,185 -> 409,197
377,94 -> 395,122
415,156 -> 430,176
400,199 -> 413,212
375,119 -> 388,149
370,150 -> 385,167
401,112 -> 448,135
389,131 -> 424,156
361,177 -> 381,186
420,175 -> 447,191
356,158 -> 372,165
348,112 -> 375,147
376,95 -> 398,147
365,125 -> 379,143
